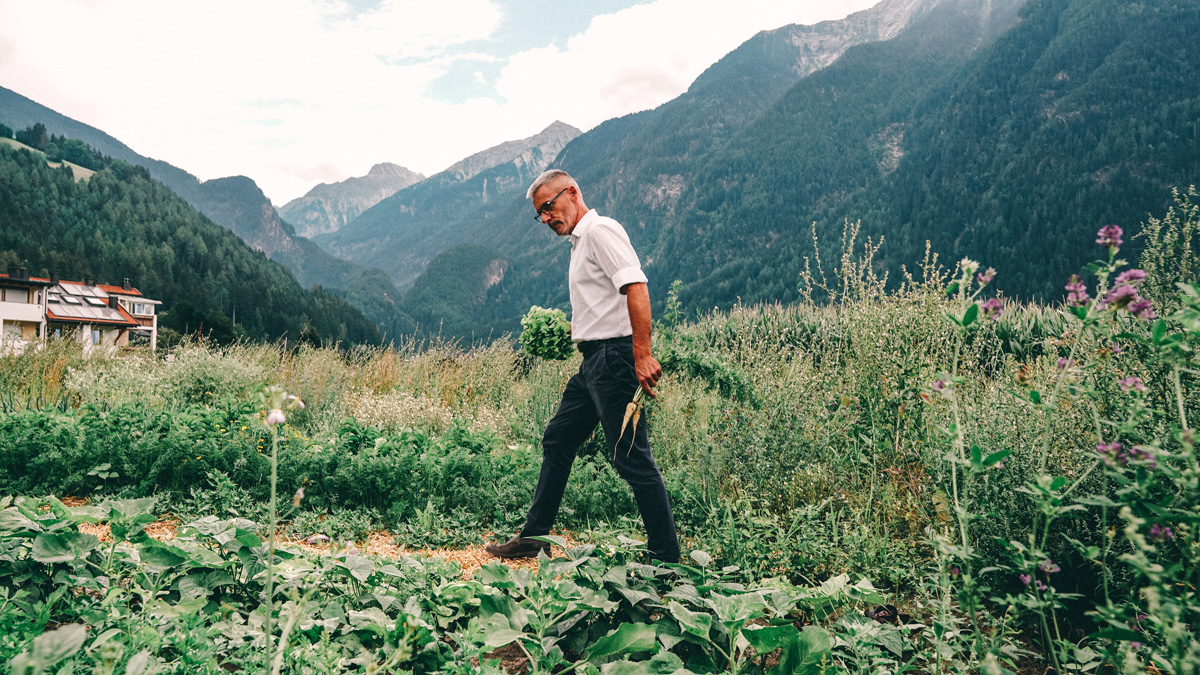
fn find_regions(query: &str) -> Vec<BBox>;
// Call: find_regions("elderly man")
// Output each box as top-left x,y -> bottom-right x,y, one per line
486,169 -> 680,563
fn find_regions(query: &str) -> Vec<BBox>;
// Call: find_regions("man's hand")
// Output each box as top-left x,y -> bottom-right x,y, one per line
635,354 -> 663,398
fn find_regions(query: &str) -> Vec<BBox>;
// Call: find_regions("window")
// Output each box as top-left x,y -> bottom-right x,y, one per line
85,297 -> 107,307
1,288 -> 29,304
92,329 -> 102,345
62,296 -> 81,304
134,303 -> 154,315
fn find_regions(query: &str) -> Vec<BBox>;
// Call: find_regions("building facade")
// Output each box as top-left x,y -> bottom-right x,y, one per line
0,267 -> 160,352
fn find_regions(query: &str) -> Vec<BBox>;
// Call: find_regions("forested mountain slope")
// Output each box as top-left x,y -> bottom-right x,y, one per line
662,0 -> 1199,308
0,86 -> 417,338
0,144 -> 381,345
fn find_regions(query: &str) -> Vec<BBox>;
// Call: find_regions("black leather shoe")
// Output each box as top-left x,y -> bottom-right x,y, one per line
485,535 -> 550,559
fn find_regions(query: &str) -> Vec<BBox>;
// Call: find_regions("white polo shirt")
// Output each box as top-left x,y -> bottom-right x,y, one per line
568,209 -> 648,342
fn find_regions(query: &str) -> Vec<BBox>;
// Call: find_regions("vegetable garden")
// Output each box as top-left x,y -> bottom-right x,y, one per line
2,192 -> 1199,673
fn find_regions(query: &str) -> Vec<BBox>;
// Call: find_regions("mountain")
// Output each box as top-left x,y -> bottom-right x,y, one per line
0,86 -> 418,338
314,121 -> 580,289
399,0 -> 1016,340
279,163 -> 425,238
0,142 -> 381,346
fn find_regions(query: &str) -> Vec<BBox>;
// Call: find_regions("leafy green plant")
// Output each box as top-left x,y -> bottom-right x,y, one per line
520,306 -> 574,361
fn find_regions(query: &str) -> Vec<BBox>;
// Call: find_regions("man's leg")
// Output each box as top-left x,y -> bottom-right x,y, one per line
519,369 -> 599,538
590,341 -> 680,563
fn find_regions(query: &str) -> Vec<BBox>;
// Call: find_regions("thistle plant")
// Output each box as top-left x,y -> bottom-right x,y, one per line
257,385 -> 305,673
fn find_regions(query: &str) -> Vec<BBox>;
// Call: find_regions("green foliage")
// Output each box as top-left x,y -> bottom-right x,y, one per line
519,305 -> 574,361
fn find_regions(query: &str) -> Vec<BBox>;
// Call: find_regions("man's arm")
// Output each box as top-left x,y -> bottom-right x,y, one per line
623,282 -> 663,398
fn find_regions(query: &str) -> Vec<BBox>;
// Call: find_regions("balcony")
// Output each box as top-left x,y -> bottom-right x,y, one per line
0,301 -> 44,323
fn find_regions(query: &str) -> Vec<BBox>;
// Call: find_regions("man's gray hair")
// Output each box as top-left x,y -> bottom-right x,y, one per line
527,169 -> 577,200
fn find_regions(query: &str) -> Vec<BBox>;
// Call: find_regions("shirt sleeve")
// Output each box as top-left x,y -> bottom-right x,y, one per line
591,221 -> 647,291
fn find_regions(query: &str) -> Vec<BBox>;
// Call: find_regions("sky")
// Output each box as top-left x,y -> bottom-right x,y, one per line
0,0 -> 877,206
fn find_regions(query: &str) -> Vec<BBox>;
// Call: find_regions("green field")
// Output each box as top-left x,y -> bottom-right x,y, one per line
1,197 -> 1198,673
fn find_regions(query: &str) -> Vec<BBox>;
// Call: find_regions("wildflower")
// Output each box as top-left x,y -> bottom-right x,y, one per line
1035,580 -> 1048,591
266,409 -> 286,426
1019,574 -> 1031,586
292,486 -> 305,508
1056,358 -> 1072,371
1131,642 -> 1143,650
1104,284 -> 1139,309
959,258 -> 980,276
1096,224 -> 1123,248
1111,343 -> 1122,355
1039,560 -> 1060,574
932,379 -> 949,393
1115,269 -> 1147,286
976,268 -> 996,285
981,298 -> 1004,319
949,566 -> 960,577
1126,445 -> 1157,468
1096,441 -> 1126,466
1128,298 -> 1156,321
306,534 -> 330,545
1119,376 -> 1146,392
288,394 -> 306,410
1148,524 -> 1174,543
1065,275 -> 1090,307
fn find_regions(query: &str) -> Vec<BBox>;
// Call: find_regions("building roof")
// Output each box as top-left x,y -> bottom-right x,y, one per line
46,282 -> 139,327
0,273 -> 53,287
98,284 -> 143,296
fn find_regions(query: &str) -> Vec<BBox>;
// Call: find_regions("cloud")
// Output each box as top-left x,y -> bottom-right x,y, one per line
0,0 -> 876,204
493,0 -> 877,132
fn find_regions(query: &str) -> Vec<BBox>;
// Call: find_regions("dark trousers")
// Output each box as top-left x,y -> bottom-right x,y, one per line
520,336 -> 680,562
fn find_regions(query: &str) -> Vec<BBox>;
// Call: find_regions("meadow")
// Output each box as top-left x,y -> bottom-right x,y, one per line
1,192 -> 1197,674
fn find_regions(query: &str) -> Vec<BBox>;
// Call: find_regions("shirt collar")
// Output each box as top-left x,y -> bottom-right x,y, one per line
569,209 -> 599,246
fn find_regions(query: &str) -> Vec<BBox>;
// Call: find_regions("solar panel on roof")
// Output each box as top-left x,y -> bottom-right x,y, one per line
85,297 -> 107,307
62,296 -> 81,304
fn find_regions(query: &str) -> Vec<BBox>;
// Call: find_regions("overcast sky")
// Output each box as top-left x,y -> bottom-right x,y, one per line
0,0 -> 877,206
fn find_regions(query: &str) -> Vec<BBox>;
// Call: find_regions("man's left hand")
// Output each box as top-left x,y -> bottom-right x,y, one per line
635,354 -> 663,398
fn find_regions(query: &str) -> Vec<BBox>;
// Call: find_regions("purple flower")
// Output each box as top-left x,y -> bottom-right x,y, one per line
1097,224 -> 1123,248
1119,377 -> 1146,392
1104,284 -> 1139,309
1040,560 -> 1061,574
932,379 -> 948,392
1057,358 -> 1072,371
949,566 -> 960,577
306,534 -> 330,545
1115,269 -> 1147,287
981,298 -> 1004,319
266,409 -> 286,426
1019,574 -> 1031,586
1131,642 -> 1143,650
1036,580 -> 1048,591
288,394 -> 306,410
1065,275 -> 1090,307
1149,524 -> 1174,542
977,268 -> 996,285
1097,441 -> 1127,466
1129,298 -> 1156,321
1112,343 -> 1123,355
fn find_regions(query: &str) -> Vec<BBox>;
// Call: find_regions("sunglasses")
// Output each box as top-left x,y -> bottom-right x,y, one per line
533,187 -> 569,221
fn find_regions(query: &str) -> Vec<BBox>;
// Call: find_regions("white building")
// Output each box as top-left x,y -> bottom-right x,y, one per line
0,266 -> 161,352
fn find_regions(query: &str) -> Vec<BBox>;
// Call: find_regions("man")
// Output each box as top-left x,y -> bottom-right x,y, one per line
485,169 -> 680,563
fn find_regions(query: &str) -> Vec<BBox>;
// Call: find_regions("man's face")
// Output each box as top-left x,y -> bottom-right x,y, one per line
533,183 -> 575,236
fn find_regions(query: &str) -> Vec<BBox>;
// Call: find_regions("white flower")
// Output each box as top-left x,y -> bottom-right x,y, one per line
266,409 -> 286,426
